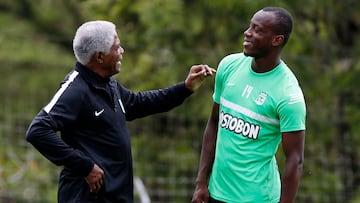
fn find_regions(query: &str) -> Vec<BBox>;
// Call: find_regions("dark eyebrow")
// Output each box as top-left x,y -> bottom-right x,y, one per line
249,19 -> 262,28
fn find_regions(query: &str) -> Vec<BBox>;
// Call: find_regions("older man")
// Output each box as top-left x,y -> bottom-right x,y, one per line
26,20 -> 215,202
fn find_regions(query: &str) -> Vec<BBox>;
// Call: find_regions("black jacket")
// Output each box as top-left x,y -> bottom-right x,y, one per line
26,62 -> 193,202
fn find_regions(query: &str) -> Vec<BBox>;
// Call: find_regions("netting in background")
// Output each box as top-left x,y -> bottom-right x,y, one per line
129,116 -> 360,203
0,90 -> 360,203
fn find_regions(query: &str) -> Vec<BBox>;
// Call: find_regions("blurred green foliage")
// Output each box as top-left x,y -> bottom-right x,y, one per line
1,0 -> 360,202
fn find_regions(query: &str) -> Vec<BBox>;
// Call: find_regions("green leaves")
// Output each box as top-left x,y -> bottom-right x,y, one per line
2,0 -> 360,202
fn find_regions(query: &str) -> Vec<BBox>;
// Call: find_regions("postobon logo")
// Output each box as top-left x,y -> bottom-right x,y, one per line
219,111 -> 260,140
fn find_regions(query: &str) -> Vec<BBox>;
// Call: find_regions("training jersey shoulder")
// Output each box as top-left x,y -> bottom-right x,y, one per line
214,53 -> 251,104
217,53 -> 249,74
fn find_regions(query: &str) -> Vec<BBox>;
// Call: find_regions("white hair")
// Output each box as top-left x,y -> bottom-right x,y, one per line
73,20 -> 116,65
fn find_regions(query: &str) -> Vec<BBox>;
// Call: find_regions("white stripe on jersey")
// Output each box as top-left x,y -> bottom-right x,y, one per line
118,99 -> 126,113
288,93 -> 305,104
44,71 -> 79,113
220,97 -> 280,125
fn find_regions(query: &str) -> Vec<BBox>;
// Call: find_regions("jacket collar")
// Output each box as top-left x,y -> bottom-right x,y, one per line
75,62 -> 112,89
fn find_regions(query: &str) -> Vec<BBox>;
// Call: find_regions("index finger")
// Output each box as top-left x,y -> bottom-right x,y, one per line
204,67 -> 216,76
190,64 -> 207,72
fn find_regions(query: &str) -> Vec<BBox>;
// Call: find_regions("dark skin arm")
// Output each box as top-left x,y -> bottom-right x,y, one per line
280,130 -> 305,203
192,102 -> 219,203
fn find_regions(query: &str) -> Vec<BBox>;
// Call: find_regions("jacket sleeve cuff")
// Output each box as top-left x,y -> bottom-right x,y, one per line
176,81 -> 194,97
80,160 -> 95,177
64,151 -> 94,177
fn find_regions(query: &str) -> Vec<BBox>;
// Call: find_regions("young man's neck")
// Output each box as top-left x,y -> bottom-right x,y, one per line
251,56 -> 280,73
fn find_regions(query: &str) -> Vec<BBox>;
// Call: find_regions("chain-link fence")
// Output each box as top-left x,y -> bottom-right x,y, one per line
0,88 -> 359,203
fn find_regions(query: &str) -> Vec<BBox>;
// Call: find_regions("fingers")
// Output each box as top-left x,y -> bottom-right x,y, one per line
89,177 -> 103,193
90,179 -> 103,193
86,164 -> 105,193
191,64 -> 216,77
203,65 -> 217,77
185,64 -> 216,91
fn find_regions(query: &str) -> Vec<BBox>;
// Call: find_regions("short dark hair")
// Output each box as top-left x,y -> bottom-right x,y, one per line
263,7 -> 293,46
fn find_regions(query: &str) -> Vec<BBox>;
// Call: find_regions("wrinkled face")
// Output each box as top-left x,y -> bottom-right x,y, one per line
243,10 -> 277,58
102,34 -> 124,77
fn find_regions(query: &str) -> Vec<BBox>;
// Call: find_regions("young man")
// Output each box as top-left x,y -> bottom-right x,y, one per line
192,7 -> 306,203
26,20 -> 216,202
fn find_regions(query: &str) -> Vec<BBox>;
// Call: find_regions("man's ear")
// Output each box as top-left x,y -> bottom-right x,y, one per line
95,52 -> 104,64
272,35 -> 284,47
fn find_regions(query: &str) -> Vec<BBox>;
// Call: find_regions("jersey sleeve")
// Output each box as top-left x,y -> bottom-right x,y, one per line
277,85 -> 306,132
213,53 -> 243,103
213,59 -> 225,104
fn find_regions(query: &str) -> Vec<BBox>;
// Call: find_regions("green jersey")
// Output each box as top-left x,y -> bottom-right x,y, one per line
209,53 -> 306,203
